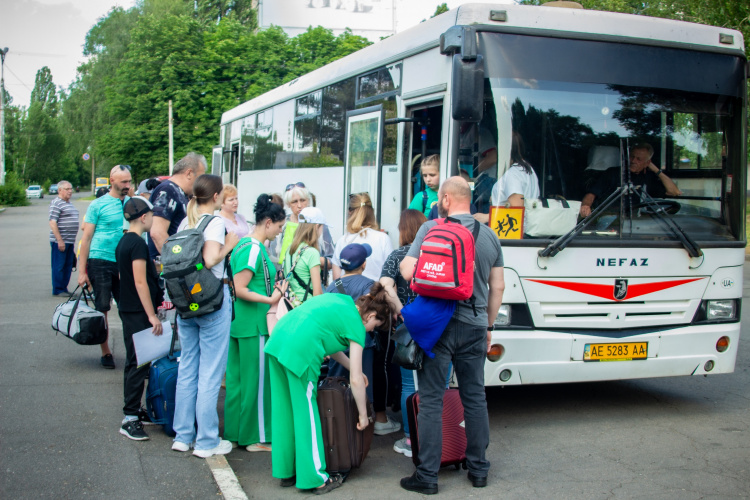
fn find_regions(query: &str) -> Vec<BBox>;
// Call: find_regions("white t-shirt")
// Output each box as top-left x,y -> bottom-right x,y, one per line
177,214 -> 227,279
491,163 -> 540,207
332,228 -> 394,282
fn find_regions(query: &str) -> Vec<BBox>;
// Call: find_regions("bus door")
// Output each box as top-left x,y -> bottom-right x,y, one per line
403,101 -> 444,214
344,105 -> 385,224
212,143 -> 238,185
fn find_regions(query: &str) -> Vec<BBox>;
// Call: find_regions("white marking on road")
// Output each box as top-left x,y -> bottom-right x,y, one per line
206,455 -> 248,500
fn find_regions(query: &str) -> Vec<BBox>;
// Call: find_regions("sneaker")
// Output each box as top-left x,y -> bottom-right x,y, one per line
120,420 -> 149,441
400,472 -> 438,495
280,476 -> 296,488
171,441 -> 192,452
374,416 -> 401,436
101,354 -> 115,369
246,443 -> 272,452
193,439 -> 233,458
393,436 -> 412,458
137,408 -> 157,426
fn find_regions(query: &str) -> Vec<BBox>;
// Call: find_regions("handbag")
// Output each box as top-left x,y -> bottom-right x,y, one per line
51,285 -> 107,345
524,196 -> 582,237
390,323 -> 424,371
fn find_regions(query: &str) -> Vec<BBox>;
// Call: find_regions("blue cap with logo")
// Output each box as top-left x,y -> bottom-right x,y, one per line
339,243 -> 372,271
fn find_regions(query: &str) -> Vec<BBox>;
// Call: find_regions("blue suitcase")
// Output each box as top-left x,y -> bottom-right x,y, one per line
146,326 -> 180,437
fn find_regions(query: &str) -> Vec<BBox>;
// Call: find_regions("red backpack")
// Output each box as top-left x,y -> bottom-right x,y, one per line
410,217 -> 480,301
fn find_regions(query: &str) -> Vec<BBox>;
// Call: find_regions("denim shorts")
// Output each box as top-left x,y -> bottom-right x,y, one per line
87,258 -> 120,312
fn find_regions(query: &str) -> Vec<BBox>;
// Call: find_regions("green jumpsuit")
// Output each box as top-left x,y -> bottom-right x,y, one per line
264,294 -> 365,490
224,237 -> 274,446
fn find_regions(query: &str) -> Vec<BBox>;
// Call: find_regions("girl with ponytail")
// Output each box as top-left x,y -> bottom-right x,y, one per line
332,192 -> 393,281
263,285 -> 392,493
172,174 -> 240,458
223,194 -> 288,453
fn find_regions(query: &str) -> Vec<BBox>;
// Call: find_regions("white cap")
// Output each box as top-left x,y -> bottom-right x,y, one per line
299,206 -> 327,225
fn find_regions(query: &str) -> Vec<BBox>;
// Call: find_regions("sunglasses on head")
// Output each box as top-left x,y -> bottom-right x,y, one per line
116,165 -> 132,171
285,182 -> 305,192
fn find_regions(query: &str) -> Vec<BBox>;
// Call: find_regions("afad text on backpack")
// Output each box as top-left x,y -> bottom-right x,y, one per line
410,217 -> 480,301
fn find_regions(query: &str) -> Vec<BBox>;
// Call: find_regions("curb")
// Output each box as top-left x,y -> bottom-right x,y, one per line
206,455 -> 248,500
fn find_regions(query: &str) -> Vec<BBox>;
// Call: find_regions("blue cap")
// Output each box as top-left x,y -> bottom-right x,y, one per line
339,243 -> 372,271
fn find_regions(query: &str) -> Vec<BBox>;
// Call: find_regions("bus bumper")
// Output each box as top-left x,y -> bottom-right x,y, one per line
483,323 -> 740,386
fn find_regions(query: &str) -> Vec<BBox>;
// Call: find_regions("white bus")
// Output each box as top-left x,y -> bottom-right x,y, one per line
215,3 -> 747,386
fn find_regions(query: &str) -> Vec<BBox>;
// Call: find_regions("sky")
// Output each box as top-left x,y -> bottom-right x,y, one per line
1,0 -> 514,108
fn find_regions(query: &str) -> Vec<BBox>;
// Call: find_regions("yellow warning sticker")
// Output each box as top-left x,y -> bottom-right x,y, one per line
172,245 -> 182,254
191,283 -> 202,294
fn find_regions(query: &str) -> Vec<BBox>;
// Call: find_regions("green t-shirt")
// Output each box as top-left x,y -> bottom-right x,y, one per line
264,294 -> 366,378
409,188 -> 439,217
230,237 -> 275,338
283,244 -> 320,305
278,221 -> 299,263
85,194 -> 129,262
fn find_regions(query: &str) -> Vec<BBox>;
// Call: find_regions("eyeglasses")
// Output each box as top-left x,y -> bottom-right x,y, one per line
285,182 -> 305,192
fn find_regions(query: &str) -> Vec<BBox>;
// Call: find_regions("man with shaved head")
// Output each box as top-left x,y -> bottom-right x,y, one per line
399,176 -> 505,494
77,165 -> 132,369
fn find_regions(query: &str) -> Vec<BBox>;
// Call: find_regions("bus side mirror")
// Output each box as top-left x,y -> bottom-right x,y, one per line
451,53 -> 484,122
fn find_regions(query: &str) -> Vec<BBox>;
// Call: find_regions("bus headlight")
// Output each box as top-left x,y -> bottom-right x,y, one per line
707,300 -> 736,320
493,305 -> 511,327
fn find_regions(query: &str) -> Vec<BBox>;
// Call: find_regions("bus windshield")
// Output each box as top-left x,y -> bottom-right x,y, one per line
469,32 -> 746,244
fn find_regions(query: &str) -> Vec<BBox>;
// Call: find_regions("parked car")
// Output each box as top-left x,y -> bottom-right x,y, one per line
26,185 -> 44,199
49,184 -> 58,195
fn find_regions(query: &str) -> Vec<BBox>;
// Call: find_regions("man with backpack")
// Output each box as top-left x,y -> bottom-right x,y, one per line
399,176 -> 505,494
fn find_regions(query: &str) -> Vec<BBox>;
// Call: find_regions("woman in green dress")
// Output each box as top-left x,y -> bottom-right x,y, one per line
264,284 -> 392,494
224,194 -> 287,452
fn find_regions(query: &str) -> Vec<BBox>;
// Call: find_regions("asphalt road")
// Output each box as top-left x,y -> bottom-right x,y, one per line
1,194 -> 749,499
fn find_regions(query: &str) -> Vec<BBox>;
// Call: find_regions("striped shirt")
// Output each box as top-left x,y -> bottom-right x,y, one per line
85,194 -> 129,262
49,197 -> 80,244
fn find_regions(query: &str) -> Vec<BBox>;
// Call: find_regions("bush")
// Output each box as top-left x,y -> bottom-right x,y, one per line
0,172 -> 30,207
42,179 -> 52,193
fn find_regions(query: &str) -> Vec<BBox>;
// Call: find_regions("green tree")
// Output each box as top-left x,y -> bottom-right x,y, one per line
432,3 -> 449,17
30,66 -> 58,116
195,0 -> 256,26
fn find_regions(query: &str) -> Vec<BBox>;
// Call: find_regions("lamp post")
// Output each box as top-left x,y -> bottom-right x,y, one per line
0,47 -> 8,186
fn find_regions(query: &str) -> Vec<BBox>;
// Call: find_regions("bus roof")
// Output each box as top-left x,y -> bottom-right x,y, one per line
221,3 -> 745,126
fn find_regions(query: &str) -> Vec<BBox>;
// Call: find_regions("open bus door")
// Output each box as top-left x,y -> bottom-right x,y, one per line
212,144 -> 239,186
343,105 -> 385,225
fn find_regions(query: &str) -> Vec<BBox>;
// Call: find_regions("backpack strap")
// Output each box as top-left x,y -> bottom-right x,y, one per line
334,279 -> 346,295
444,216 -> 482,317
422,190 -> 429,213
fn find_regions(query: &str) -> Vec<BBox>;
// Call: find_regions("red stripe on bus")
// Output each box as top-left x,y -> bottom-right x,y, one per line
526,278 -> 704,301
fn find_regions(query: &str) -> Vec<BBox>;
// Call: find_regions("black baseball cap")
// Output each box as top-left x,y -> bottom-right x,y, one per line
123,196 -> 154,221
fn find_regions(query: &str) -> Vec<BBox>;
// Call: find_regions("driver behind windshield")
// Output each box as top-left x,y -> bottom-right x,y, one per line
579,143 -> 682,218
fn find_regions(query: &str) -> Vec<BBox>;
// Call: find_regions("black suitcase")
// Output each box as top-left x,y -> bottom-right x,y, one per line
317,377 -> 374,480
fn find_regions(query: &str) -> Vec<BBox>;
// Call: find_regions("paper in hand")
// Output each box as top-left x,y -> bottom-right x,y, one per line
133,322 -> 174,367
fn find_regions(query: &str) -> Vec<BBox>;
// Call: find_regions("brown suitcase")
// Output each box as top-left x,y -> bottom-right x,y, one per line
317,377 -> 374,480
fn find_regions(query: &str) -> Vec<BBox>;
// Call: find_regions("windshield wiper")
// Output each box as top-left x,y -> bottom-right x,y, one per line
538,185 -> 627,258
538,183 -> 703,259
633,188 -> 702,258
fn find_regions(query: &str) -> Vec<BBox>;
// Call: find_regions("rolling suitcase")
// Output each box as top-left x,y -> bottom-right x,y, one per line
317,377 -> 375,481
146,324 -> 180,437
406,388 -> 467,469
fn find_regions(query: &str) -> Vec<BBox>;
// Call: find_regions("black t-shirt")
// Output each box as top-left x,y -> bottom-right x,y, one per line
380,245 -> 417,307
590,167 -> 667,209
148,180 -> 188,259
117,232 -> 162,313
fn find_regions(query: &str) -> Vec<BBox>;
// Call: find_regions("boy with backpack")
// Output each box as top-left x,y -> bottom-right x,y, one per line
116,197 -> 164,441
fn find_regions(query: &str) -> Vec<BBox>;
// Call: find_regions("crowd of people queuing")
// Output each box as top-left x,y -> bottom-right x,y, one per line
49,152 -> 507,495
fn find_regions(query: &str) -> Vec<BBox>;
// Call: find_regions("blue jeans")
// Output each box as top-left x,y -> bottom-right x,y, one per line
173,286 -> 232,451
415,319 -> 489,484
50,242 -> 75,294
400,363 -> 452,437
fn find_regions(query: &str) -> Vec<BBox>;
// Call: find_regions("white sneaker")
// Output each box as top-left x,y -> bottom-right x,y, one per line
171,441 -> 192,452
374,417 -> 401,436
393,436 -> 413,458
193,439 -> 233,458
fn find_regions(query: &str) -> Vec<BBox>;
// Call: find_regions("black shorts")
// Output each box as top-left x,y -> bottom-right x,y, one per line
87,258 -> 120,312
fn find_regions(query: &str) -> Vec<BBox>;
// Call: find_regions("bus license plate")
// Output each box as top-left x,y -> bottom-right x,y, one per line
583,342 -> 648,362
